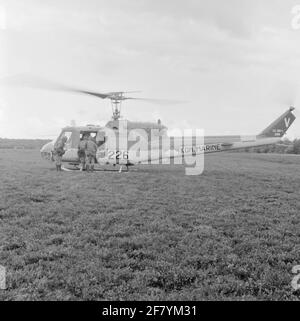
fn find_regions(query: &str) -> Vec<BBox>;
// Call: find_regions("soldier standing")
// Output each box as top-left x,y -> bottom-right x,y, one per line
53,135 -> 67,171
78,135 -> 88,171
85,136 -> 98,172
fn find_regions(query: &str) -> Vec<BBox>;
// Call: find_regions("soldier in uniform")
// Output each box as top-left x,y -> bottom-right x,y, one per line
85,136 -> 98,172
53,135 -> 67,171
78,134 -> 88,171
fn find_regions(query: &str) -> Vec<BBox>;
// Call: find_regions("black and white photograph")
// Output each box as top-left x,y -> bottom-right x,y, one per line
0,0 -> 300,307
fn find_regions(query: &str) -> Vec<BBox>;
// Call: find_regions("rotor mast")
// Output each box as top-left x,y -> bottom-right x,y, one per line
110,92 -> 124,121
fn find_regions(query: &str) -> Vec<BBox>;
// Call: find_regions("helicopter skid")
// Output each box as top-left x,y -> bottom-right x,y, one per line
61,164 -> 130,173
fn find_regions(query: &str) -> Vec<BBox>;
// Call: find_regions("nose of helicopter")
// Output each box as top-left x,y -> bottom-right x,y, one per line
40,141 -> 54,161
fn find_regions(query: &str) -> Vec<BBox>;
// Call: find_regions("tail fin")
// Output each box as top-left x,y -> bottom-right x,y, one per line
258,107 -> 296,138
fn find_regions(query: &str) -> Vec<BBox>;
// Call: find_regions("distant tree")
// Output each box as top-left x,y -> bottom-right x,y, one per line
293,139 -> 300,154
286,145 -> 295,154
283,137 -> 292,145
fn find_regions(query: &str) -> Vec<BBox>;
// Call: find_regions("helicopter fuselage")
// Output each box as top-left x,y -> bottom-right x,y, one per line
40,118 -> 283,169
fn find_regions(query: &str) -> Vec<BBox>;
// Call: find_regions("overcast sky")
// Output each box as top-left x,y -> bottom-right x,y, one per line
0,0 -> 300,138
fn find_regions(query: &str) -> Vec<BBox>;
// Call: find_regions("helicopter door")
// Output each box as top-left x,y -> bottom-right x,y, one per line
96,131 -> 106,147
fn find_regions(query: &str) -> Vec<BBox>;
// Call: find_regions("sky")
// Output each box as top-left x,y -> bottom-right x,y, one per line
0,0 -> 300,139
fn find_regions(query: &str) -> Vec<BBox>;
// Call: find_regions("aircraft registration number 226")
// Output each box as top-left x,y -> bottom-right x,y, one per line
107,150 -> 129,159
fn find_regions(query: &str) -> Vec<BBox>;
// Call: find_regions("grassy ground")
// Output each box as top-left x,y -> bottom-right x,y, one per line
0,149 -> 299,300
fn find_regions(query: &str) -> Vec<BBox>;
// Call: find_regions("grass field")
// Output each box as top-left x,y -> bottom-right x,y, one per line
0,149 -> 299,300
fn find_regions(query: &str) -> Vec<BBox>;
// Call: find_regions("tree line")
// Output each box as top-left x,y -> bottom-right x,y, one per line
0,138 -> 51,150
243,138 -> 300,154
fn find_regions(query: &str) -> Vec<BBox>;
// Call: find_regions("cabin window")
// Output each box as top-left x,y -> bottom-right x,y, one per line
79,131 -> 97,140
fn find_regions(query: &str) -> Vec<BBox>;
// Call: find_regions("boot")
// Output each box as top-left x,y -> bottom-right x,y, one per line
59,165 -> 62,171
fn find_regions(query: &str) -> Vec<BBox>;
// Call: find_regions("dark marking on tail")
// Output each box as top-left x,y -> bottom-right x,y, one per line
258,107 -> 296,138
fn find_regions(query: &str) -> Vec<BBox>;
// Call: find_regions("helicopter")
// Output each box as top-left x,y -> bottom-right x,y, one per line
38,83 -> 296,173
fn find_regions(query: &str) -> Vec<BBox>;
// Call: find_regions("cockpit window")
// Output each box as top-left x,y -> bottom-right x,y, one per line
63,131 -> 72,141
56,130 -> 78,149
61,131 -> 73,149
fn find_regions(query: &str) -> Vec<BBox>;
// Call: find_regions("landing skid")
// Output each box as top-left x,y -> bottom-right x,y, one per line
61,164 -> 130,173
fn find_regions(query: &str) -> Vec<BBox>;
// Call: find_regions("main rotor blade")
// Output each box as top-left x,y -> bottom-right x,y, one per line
107,91 -> 141,95
1,74 -> 110,99
124,97 -> 187,105
1,74 -> 185,104
70,89 -> 110,99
